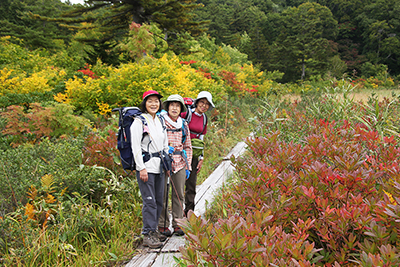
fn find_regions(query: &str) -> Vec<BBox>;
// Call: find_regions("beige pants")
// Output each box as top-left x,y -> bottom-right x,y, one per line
158,168 -> 186,229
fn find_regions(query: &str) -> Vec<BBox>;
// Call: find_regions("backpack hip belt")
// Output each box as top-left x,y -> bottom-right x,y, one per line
142,151 -> 162,163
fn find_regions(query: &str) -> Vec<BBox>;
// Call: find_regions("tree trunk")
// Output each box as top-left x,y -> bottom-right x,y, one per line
301,57 -> 306,81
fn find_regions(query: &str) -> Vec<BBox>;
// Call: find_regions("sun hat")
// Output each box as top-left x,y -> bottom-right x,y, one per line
194,91 -> 214,111
162,94 -> 187,113
142,90 -> 163,100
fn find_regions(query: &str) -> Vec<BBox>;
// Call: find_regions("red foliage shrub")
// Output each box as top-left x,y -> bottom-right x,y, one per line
77,63 -> 99,79
218,70 -> 247,95
179,119 -> 400,266
82,128 -> 122,175
195,67 -> 212,79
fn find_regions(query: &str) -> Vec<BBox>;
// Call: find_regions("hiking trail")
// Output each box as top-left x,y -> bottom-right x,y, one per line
125,140 -> 248,267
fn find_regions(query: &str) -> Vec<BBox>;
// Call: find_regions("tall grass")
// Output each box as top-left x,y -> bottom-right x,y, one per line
199,96 -> 261,183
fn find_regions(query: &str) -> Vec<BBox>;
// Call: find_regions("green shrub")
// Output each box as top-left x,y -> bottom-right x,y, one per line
0,137 -> 86,215
0,172 -> 142,266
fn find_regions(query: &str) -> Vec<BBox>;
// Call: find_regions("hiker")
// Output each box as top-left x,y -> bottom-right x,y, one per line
181,91 -> 214,216
158,94 -> 193,237
131,90 -> 169,249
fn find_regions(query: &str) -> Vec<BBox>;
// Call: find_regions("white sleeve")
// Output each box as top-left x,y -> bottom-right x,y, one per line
130,118 -> 145,171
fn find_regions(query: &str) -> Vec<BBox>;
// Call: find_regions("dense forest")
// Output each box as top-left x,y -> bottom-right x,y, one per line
1,0 -> 399,83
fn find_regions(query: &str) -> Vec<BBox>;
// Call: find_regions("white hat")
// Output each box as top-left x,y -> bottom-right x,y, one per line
162,94 -> 187,112
194,91 -> 215,111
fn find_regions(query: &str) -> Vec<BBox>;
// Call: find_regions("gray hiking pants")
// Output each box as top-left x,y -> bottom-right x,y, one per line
159,168 -> 186,229
136,172 -> 165,235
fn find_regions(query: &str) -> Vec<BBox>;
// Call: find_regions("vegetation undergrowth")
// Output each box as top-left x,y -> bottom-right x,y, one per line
179,87 -> 400,266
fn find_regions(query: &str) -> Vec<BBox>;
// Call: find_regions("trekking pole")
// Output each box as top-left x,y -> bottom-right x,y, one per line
158,150 -> 173,232
164,171 -> 170,231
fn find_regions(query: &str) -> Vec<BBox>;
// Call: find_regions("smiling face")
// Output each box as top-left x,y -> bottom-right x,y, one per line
167,101 -> 181,121
194,98 -> 210,114
145,95 -> 161,116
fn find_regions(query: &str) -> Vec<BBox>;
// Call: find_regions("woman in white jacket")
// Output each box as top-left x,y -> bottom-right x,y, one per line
131,90 -> 169,249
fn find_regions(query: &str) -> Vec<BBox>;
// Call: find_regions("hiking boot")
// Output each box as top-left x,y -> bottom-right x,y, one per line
143,231 -> 162,248
155,229 -> 167,242
159,227 -> 172,237
174,226 -> 184,236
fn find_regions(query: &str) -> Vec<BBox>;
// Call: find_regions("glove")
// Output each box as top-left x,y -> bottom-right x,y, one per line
186,169 -> 191,179
168,146 -> 175,154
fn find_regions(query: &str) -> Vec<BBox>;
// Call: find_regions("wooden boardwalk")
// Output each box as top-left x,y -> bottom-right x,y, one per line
125,140 -> 248,267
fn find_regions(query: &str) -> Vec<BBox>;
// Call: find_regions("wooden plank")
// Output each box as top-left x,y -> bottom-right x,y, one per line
195,162 -> 233,198
194,142 -> 247,217
126,252 -> 157,267
194,164 -> 235,216
135,245 -> 163,254
223,141 -> 247,160
195,161 -> 231,202
161,236 -> 185,252
151,253 -> 182,267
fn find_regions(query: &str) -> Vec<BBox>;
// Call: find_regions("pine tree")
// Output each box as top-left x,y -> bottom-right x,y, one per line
0,0 -> 74,49
39,0 -> 208,50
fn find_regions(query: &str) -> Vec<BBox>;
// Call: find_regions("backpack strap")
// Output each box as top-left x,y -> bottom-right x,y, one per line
186,108 -> 207,138
157,113 -> 166,132
185,107 -> 193,123
166,118 -> 188,143
182,118 -> 188,143
137,115 -> 148,140
173,150 -> 190,170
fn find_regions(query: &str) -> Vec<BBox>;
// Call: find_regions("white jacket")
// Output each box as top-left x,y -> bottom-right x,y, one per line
130,113 -> 168,173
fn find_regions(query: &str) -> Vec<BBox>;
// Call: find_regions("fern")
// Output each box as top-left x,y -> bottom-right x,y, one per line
60,187 -> 68,197
46,194 -> 56,204
27,185 -> 38,200
25,203 -> 36,221
41,174 -> 55,194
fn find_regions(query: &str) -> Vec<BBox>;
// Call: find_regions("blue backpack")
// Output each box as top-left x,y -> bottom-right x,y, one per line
113,107 -> 147,171
114,107 -> 172,173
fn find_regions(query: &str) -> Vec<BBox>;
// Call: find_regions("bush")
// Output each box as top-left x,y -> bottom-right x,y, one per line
181,119 -> 400,265
54,54 -> 226,113
180,96 -> 400,266
0,102 -> 92,147
0,172 -> 142,266
0,137 -> 92,215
